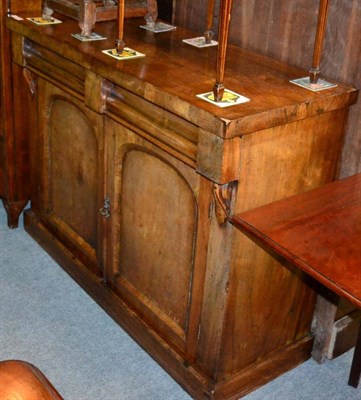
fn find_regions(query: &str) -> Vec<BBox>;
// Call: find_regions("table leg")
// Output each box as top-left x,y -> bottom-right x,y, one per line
348,320 -> 361,388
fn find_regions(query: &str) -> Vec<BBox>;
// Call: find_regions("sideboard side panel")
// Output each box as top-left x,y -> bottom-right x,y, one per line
219,109 -> 349,375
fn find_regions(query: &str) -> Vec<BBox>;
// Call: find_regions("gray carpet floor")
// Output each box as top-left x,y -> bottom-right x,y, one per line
0,204 -> 359,400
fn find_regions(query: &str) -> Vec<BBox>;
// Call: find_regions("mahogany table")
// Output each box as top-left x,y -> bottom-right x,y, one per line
0,360 -> 63,399
231,173 -> 361,388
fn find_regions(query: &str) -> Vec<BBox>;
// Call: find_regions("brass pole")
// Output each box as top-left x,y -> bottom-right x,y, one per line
213,0 -> 233,101
116,0 -> 125,55
309,0 -> 331,83
204,0 -> 215,44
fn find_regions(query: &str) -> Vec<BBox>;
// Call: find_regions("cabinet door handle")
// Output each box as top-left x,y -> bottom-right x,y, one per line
100,197 -> 111,218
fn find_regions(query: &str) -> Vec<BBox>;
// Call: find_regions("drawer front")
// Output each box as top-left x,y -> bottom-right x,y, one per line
23,39 -> 86,96
106,85 -> 199,167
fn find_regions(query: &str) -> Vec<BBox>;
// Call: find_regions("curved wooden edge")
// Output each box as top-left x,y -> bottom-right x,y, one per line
230,174 -> 361,309
0,360 -> 63,399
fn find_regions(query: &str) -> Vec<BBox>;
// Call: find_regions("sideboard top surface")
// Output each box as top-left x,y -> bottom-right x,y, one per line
7,14 -> 358,138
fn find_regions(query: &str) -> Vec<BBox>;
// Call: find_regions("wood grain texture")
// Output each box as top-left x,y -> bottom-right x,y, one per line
218,109 -> 349,375
32,78 -> 104,275
6,16 -> 357,142
197,130 -> 241,183
116,148 -> 197,344
231,173 -> 361,389
311,292 -> 340,363
5,7 -> 359,399
196,182 -> 237,378
231,174 -> 361,308
0,0 -> 42,226
331,310 -> 361,359
106,85 -> 198,167
46,0 -> 150,21
104,117 -> 211,355
2,53 -> 38,225
173,0 -> 361,176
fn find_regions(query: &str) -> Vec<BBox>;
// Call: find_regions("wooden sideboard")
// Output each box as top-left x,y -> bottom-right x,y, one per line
3,8 -> 358,400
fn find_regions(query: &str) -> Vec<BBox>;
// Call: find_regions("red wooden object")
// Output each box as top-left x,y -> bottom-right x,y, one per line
0,360 -> 63,399
231,174 -> 361,307
231,173 -> 361,388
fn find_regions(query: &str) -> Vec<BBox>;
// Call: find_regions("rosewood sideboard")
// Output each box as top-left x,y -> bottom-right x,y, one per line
2,9 -> 359,400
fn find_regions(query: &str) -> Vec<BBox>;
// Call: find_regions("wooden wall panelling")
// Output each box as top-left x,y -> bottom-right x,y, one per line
158,0 -> 173,21
322,0 -> 361,178
172,1 -> 208,33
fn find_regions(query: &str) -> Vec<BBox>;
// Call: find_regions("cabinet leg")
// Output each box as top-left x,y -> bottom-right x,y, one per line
2,199 -> 28,228
348,320 -> 361,388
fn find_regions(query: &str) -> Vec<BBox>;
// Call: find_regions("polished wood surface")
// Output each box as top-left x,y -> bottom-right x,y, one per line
231,173 -> 361,389
3,7 -> 359,400
33,79 -> 103,275
6,16 -> 357,139
104,118 -> 210,353
231,174 -> 361,308
0,360 -> 63,399
173,0 -> 361,178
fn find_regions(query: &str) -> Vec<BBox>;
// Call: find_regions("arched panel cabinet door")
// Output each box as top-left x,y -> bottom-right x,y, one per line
31,78 -> 104,276
104,118 -> 212,356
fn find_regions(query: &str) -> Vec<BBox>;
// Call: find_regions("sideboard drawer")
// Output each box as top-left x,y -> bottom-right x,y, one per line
105,85 -> 198,167
23,38 -> 86,96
